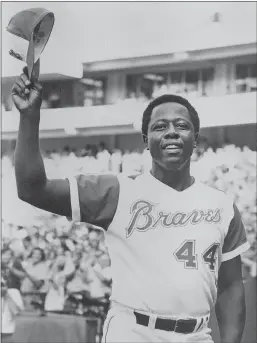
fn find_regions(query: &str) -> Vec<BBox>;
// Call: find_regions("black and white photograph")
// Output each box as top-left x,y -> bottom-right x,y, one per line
1,2 -> 256,343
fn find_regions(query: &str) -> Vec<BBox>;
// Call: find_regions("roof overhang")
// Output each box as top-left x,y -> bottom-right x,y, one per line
83,43 -> 257,74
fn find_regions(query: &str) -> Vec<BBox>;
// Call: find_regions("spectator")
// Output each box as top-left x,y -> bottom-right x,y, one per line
1,277 -> 24,343
92,253 -> 112,296
84,253 -> 111,298
20,248 -> 48,309
66,260 -> 91,294
22,236 -> 33,260
1,248 -> 24,291
44,255 -> 67,312
21,247 -> 48,309
97,142 -> 110,172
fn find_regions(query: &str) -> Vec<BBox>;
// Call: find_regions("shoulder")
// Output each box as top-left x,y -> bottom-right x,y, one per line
196,181 -> 235,221
196,181 -> 233,204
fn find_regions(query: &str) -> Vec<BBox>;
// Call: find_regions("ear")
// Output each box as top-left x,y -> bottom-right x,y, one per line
194,132 -> 199,147
143,135 -> 149,150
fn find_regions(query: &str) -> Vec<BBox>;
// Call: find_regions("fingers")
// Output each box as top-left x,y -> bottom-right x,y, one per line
11,83 -> 26,101
12,70 -> 42,97
16,78 -> 30,95
20,72 -> 31,87
12,79 -> 29,99
22,64 -> 42,93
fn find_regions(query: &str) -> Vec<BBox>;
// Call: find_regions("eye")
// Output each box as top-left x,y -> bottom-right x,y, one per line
176,122 -> 189,129
154,123 -> 166,131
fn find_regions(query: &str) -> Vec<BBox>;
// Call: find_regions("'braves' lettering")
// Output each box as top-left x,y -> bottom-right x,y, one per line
126,200 -> 222,238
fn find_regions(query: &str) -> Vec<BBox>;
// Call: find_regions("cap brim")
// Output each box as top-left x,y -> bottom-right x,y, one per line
27,36 -> 35,79
26,12 -> 54,80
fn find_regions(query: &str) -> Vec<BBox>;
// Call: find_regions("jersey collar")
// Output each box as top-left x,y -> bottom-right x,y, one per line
142,170 -> 199,195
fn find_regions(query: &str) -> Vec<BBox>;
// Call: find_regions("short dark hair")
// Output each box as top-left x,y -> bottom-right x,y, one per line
141,94 -> 200,139
30,247 -> 46,261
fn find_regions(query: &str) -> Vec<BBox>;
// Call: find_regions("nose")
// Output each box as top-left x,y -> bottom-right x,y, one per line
163,123 -> 180,139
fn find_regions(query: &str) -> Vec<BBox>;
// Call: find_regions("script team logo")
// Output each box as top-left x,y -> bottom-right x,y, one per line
126,200 -> 222,238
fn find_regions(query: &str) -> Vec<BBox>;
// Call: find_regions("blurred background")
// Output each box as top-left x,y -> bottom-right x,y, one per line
1,2 -> 256,343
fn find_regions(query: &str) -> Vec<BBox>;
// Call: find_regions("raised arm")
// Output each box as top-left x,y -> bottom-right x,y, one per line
12,68 -> 71,217
12,68 -> 119,228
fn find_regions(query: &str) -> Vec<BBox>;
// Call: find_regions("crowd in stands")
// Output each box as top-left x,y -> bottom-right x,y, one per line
1,141 -> 256,313
1,223 -> 111,313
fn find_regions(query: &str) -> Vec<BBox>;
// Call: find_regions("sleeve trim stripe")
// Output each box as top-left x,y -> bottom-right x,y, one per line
221,241 -> 250,262
68,177 -> 81,223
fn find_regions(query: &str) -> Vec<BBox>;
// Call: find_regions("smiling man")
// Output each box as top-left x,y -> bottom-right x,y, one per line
12,70 -> 249,343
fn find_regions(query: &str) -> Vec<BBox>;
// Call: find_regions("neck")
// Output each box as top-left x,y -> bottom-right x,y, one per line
151,160 -> 193,191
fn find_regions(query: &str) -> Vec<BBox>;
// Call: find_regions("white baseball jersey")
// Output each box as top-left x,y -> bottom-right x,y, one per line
69,171 -> 250,317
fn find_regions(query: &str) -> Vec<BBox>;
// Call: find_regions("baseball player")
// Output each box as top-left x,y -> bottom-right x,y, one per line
12,69 -> 249,343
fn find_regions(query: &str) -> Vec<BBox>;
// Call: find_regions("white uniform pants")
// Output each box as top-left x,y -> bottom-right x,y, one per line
102,303 -> 214,343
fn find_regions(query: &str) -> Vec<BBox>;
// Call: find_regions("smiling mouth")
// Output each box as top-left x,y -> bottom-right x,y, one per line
162,144 -> 182,153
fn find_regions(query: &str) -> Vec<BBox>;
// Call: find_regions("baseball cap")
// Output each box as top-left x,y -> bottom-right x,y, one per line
6,8 -> 55,80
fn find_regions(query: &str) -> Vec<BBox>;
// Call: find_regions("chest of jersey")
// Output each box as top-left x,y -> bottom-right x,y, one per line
107,178 -> 228,276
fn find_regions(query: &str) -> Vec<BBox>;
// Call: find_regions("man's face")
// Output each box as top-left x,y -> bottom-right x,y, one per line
147,102 -> 197,171
31,249 -> 42,264
23,239 -> 31,249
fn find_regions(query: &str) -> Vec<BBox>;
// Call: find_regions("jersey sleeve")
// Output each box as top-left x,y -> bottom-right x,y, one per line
221,203 -> 250,262
68,174 -> 119,230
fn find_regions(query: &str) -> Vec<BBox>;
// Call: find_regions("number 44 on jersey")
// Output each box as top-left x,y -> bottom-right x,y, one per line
174,240 -> 220,271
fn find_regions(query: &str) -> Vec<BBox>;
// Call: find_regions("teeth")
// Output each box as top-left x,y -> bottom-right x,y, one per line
165,145 -> 179,149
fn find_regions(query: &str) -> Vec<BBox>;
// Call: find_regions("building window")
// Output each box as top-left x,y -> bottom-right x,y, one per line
81,78 -> 106,106
126,68 -> 215,101
169,71 -> 184,94
126,73 -> 168,100
184,70 -> 199,96
40,81 -> 75,108
144,73 -> 168,98
235,64 -> 257,93
202,68 -> 214,96
126,75 -> 139,100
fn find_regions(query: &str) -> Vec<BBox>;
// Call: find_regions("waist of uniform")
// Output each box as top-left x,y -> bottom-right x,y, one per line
111,300 -> 210,333
111,300 -> 210,318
